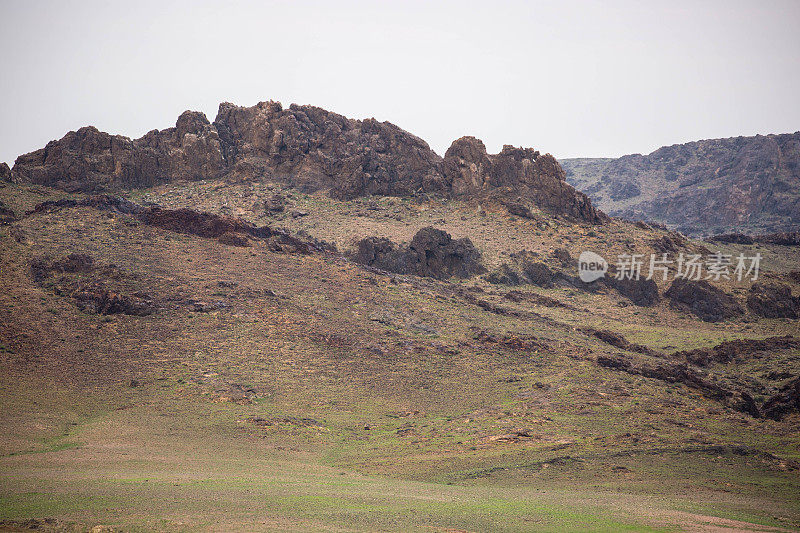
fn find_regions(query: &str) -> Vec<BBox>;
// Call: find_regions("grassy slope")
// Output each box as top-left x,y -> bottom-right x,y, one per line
0,181 -> 799,531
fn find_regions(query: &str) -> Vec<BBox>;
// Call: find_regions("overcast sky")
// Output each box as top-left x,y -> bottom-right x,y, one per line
1,0 -> 799,166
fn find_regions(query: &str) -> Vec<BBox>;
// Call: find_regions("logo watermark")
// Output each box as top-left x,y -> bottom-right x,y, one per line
577,251 -> 761,282
578,251 -> 608,282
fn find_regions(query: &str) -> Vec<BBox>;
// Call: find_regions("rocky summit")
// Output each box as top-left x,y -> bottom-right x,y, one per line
11,101 -> 604,223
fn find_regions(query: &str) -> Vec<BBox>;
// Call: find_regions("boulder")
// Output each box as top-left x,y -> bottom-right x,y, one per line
0,201 -> 15,224
264,192 -> 286,213
520,260 -> 556,288
747,283 -> 800,318
355,227 -> 485,280
762,377 -> 800,421
665,278 -> 744,322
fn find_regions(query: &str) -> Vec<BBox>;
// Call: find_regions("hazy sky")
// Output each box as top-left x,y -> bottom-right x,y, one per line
1,0 -> 799,166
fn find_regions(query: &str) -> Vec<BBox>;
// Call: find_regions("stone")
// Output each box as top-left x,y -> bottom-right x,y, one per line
354,227 -> 485,280
747,283 -> 800,318
0,162 -> 11,182
665,278 -> 744,322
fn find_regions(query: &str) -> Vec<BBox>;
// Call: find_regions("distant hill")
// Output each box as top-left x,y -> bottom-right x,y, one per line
561,132 -> 800,236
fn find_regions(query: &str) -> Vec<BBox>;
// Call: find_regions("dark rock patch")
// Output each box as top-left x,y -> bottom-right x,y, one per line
665,278 -> 743,322
0,162 -> 11,182
485,264 -> 524,285
355,227 -> 485,280
0,200 -> 15,224
586,329 -> 661,357
747,283 -> 800,318
503,290 -> 576,310
30,194 -> 316,254
673,335 -> 799,367
551,247 -> 573,267
596,355 -> 758,417
762,377 -> 800,421
605,276 -> 659,306
31,254 -> 155,316
708,233 -> 755,245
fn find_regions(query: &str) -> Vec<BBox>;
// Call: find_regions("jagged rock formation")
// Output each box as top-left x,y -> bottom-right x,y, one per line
561,132 -> 800,235
443,136 -> 603,221
12,111 -> 226,192
12,101 -> 604,222
355,227 -> 485,280
0,162 -> 11,182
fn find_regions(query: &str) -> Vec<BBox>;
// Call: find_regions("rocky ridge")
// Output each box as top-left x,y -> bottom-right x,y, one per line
11,101 -> 604,223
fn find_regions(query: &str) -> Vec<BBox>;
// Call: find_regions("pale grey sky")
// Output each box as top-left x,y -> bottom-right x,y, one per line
1,0 -> 799,167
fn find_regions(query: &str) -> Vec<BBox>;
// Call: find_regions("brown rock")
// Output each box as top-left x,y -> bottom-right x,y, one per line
12,111 -> 225,192
442,137 -> 605,222
0,162 -> 10,182
747,283 -> 800,318
355,227 -> 485,280
665,278 -> 743,322
12,101 -> 606,223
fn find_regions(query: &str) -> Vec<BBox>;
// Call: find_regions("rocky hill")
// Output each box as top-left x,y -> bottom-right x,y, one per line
561,132 -> 800,235
7,101 -> 604,223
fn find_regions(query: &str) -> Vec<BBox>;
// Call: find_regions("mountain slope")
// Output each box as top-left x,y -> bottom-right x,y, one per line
561,132 -> 800,235
1,177 -> 799,530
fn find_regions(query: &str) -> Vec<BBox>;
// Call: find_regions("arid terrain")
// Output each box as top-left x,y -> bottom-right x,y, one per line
0,102 -> 799,532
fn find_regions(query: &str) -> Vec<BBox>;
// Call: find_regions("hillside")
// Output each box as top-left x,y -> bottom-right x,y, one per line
1,103 -> 799,531
561,132 -> 800,236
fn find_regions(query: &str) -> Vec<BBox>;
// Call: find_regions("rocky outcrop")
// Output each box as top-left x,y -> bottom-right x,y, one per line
763,377 -> 800,421
674,335 -> 799,367
12,111 -> 225,192
586,328 -> 661,356
12,101 -> 604,222
747,283 -> 800,319
664,278 -> 743,322
0,201 -> 15,225
213,101 -> 447,199
442,137 -> 605,222
0,162 -> 10,182
605,276 -> 660,307
596,355 -> 759,417
355,227 -> 485,280
562,132 -> 800,235
709,231 -> 800,246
